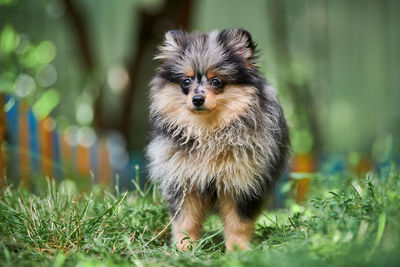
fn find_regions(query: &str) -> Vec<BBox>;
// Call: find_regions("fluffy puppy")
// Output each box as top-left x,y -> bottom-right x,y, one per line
147,28 -> 290,251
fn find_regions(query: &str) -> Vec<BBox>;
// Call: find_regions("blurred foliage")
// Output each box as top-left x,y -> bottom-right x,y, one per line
1,0 -> 399,157
0,0 -> 18,6
0,22 -> 60,118
32,89 -> 60,119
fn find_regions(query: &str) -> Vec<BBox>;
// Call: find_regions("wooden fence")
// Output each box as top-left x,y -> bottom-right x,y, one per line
0,93 -> 316,203
0,94 -> 136,190
2,93 -> 383,203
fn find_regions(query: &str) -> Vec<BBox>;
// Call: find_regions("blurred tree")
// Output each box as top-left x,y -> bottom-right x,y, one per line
267,0 -> 322,157
62,0 -> 94,70
59,0 -> 194,149
1,0 -> 399,158
116,0 -> 193,148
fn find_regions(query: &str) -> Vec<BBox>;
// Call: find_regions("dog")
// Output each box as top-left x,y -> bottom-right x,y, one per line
146,28 -> 290,251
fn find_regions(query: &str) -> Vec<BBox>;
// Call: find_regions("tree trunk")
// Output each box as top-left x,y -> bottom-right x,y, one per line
267,0 -> 322,156
63,0 -> 93,69
118,0 -> 194,149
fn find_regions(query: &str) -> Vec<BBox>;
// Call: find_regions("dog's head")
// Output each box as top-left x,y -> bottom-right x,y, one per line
151,29 -> 264,129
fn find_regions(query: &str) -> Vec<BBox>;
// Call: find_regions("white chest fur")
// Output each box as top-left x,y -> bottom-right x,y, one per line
147,124 -> 276,196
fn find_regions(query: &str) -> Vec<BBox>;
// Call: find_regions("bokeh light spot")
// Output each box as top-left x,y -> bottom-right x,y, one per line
15,33 -> 30,54
32,89 -> 60,119
14,73 -> 36,97
64,125 -> 79,146
76,101 -> 94,125
36,64 -> 57,87
107,66 -> 130,93
35,41 -> 56,65
77,127 -> 97,148
0,24 -> 20,54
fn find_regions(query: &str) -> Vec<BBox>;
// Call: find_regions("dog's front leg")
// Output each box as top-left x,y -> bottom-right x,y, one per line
219,194 -> 254,251
172,192 -> 210,250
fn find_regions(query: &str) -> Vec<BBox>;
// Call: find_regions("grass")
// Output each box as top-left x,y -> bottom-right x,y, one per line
0,165 -> 400,267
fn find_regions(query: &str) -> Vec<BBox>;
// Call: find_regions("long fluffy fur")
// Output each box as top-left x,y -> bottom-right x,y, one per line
147,29 -> 290,248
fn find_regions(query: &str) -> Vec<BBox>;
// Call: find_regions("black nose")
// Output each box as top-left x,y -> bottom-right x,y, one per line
192,95 -> 205,107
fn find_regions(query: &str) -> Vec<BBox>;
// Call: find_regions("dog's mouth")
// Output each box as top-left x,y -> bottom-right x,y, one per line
189,106 -> 212,114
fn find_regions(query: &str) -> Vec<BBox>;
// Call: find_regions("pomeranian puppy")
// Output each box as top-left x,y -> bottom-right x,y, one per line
147,28 -> 290,251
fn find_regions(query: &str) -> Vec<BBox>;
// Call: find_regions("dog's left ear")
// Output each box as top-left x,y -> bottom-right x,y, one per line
218,28 -> 257,68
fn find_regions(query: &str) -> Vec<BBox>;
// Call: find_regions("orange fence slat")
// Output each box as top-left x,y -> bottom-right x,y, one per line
291,154 -> 316,203
61,134 -> 71,167
76,145 -> 90,176
39,118 -> 54,177
98,139 -> 111,185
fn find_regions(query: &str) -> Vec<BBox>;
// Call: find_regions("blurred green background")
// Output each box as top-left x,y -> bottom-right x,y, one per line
1,0 -> 399,170
1,2 -> 400,265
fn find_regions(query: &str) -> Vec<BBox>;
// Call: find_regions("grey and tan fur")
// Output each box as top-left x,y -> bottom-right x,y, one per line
147,29 -> 290,251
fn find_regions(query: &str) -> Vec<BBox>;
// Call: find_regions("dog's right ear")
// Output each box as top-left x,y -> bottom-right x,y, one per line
154,30 -> 186,61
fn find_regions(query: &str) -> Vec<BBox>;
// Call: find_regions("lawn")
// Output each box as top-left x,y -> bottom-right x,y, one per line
1,166 -> 399,267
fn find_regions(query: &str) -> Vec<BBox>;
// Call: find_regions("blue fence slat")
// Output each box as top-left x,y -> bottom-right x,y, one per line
5,96 -> 19,180
28,109 -> 40,172
5,96 -> 18,145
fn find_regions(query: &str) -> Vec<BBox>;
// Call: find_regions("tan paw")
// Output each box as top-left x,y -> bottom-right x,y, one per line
175,236 -> 198,251
225,237 -> 250,251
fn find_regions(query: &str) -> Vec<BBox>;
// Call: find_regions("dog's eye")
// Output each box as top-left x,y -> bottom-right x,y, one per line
181,79 -> 192,89
210,78 -> 223,88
